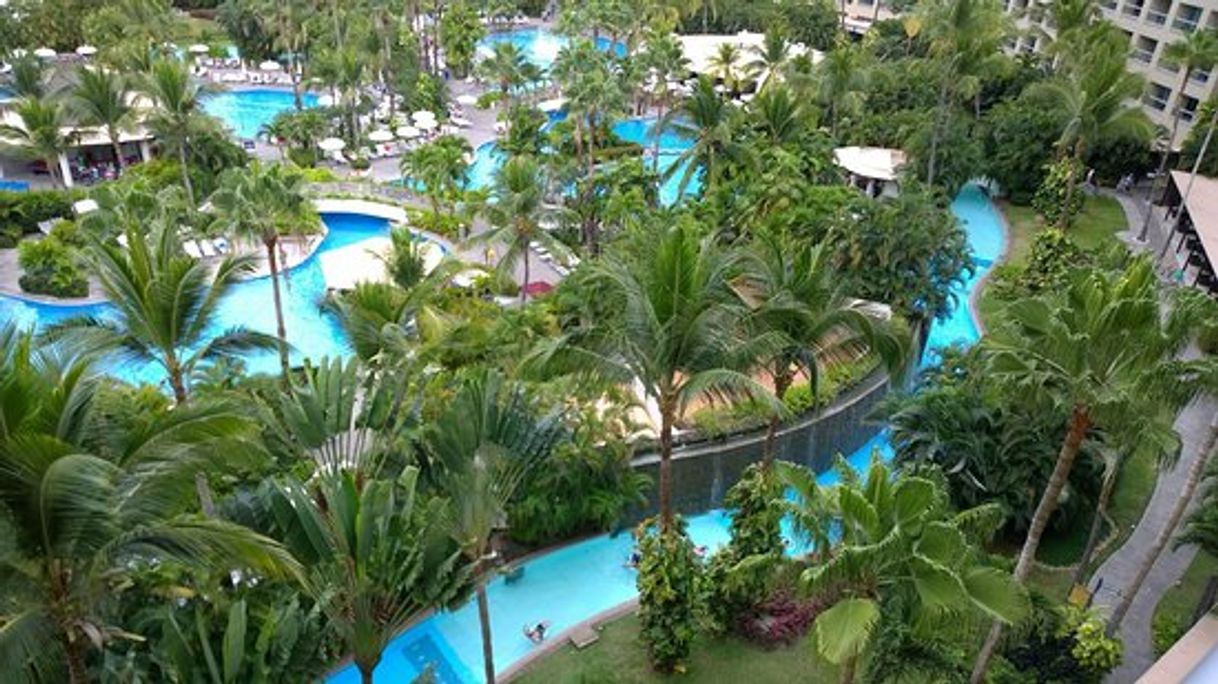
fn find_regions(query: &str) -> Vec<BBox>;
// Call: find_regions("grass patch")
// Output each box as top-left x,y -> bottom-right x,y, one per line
1151,551 -> 1218,655
978,196 -> 1128,328
514,613 -> 835,683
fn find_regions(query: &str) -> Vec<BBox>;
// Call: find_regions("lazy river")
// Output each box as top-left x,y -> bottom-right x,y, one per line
323,183 -> 1007,683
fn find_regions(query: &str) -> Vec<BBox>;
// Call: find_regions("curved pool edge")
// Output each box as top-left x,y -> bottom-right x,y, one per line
966,192 -> 1015,338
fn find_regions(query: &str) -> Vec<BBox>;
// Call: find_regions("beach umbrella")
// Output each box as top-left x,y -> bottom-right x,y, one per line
75,45 -> 98,57
33,48 -> 56,59
11,49 -> 27,58
188,43 -> 210,54
455,94 -> 478,106
415,118 -> 438,131
318,137 -> 346,152
396,126 -> 421,139
368,129 -> 395,143
259,60 -> 282,71
411,110 -> 437,123
317,94 -> 335,107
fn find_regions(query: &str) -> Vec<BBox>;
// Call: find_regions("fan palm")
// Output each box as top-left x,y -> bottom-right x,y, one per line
69,67 -> 135,171
45,222 -> 278,404
424,370 -> 563,684
779,455 -> 1025,684
660,76 -> 750,199
0,97 -> 76,189
139,59 -> 215,204
1029,25 -> 1151,228
474,155 -> 569,303
970,259 -> 1212,681
0,332 -> 299,683
740,233 -> 909,461
528,218 -> 778,530
210,161 -> 322,381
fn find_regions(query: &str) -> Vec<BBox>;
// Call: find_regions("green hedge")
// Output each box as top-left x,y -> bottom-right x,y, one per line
17,237 -> 88,298
0,190 -> 77,247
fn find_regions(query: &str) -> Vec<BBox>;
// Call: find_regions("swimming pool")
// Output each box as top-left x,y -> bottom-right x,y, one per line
477,27 -> 625,72
324,184 -> 1006,684
203,88 -> 320,140
0,212 -> 426,388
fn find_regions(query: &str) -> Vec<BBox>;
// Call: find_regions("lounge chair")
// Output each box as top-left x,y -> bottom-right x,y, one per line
451,116 -> 473,128
198,240 -> 217,257
212,238 -> 230,254
182,241 -> 203,258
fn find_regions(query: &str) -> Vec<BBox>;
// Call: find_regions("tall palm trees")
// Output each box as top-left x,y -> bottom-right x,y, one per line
815,42 -> 870,139
746,29 -> 791,91
210,162 -> 321,380
478,42 -> 528,104
661,76 -> 748,199
475,155 -> 567,303
0,330 -> 298,682
1138,29 -> 1218,240
969,259 -> 1211,682
0,98 -> 76,189
707,42 -> 744,92
1031,26 -> 1151,228
400,135 -> 473,235
641,32 -> 690,172
140,59 -> 213,204
69,67 -> 134,171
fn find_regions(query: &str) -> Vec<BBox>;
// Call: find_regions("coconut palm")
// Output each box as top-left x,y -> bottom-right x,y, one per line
740,233 -> 908,461
69,67 -> 135,171
1035,0 -> 1101,68
478,42 -> 528,103
1138,30 -> 1218,240
641,32 -> 691,172
210,162 -> 322,380
707,42 -> 743,92
529,219 -> 777,530
969,259 -> 1211,682
8,56 -> 49,99
0,331 -> 299,683
139,58 -> 215,204
399,134 -> 473,235
816,43 -> 870,139
0,97 -> 76,189
45,222 -> 278,405
424,370 -> 563,684
660,76 -> 750,199
746,28 -> 791,91
474,155 -> 569,303
779,455 -> 1026,684
1030,25 -> 1151,228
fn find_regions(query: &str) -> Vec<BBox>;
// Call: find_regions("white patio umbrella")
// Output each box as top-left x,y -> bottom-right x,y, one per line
318,137 -> 346,152
396,125 -> 421,139
368,129 -> 395,143
414,118 -> 438,132
455,94 -> 478,106
75,45 -> 98,57
317,94 -> 335,107
259,60 -> 282,71
411,110 -> 437,123
188,43 -> 211,54
11,49 -> 27,58
33,47 -> 56,59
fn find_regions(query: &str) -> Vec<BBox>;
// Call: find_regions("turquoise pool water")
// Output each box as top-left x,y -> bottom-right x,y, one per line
0,213 -> 436,388
477,27 -> 625,72
324,184 -> 1005,684
203,88 -> 320,140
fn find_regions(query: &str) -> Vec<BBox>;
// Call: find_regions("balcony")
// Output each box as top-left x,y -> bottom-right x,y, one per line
1192,69 -> 1210,83
1122,1 -> 1144,17
1145,8 -> 1168,23
1132,47 -> 1155,63
1144,94 -> 1169,110
1174,17 -> 1200,31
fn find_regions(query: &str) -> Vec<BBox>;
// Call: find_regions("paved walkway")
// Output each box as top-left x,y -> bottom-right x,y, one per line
1087,184 -> 1213,682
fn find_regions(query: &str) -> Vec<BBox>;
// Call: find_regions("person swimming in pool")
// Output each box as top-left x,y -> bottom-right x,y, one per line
625,550 -> 641,568
524,621 -> 550,644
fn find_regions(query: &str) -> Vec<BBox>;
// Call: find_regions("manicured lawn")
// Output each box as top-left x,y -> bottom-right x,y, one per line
978,196 -> 1128,328
1153,551 -> 1218,648
513,613 -> 835,683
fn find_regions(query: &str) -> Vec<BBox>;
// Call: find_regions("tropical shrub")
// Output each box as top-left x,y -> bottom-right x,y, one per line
1002,601 -> 1123,684
1058,607 -> 1123,675
981,96 -> 1065,203
1152,612 -> 1187,657
781,356 -> 879,415
0,189 -> 76,240
17,236 -> 88,297
1032,157 -> 1085,227
636,521 -> 704,674
735,592 -> 821,648
990,230 -> 1090,300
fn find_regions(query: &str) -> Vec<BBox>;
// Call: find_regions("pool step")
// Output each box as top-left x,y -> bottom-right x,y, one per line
569,625 -> 600,649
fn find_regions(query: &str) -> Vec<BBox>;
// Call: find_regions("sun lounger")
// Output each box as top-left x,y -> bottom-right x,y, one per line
182,241 -> 203,258
554,265 -> 570,277
198,239 -> 217,257
451,116 -> 473,128
212,238 -> 229,254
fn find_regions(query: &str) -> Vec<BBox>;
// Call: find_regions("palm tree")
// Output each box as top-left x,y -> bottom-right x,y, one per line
1175,462 -> 1218,623
69,67 -> 134,171
8,56 -> 48,99
746,28 -> 791,91
530,219 -> 776,530
210,162 -> 322,380
0,331 -> 299,683
1031,25 -> 1151,228
748,85 -> 806,146
478,42 -> 528,104
1037,0 -> 1101,69
1137,30 -> 1218,240
641,32 -> 691,172
474,155 -> 569,303
707,42 -> 743,92
46,222 -> 278,405
399,134 -> 473,235
816,43 -> 870,139
740,232 -> 908,461
140,59 -> 214,204
969,260 -> 1210,682
0,98 -> 76,188
424,371 -> 562,684
660,76 -> 750,199
779,455 -> 1026,684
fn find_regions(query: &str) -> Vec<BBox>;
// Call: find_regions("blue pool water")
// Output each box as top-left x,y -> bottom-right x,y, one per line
203,88 -> 320,140
324,184 -> 1006,684
0,212 -> 427,388
477,27 -> 625,72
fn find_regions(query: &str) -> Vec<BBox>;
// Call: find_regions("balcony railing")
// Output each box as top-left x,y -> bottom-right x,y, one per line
1181,108 -> 1196,122
1192,69 -> 1210,83
1122,2 -> 1144,16
1145,9 -> 1168,23
1132,48 -> 1155,63
1144,94 -> 1169,110
1173,17 -> 1200,32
